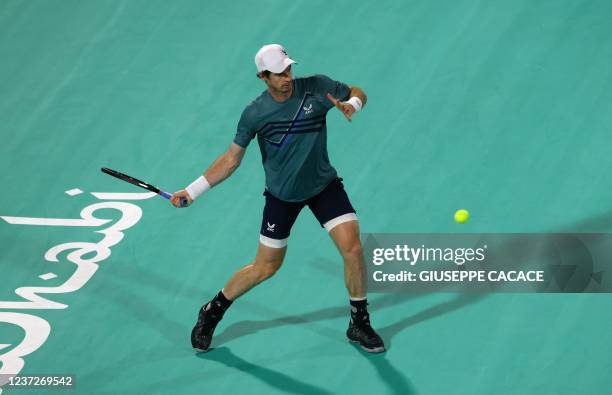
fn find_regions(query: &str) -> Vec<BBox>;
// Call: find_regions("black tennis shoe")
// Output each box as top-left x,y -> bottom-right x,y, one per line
191,301 -> 224,352
346,307 -> 385,353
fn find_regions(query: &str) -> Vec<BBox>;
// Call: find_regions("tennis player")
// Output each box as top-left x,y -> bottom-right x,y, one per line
171,44 -> 385,353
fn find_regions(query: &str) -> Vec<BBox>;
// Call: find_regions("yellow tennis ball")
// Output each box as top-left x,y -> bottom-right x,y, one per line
454,209 -> 469,224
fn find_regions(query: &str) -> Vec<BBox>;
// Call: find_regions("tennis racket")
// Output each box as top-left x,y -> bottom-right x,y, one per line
101,167 -> 189,207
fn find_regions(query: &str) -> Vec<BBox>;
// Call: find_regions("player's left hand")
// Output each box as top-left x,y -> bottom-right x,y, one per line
327,93 -> 355,122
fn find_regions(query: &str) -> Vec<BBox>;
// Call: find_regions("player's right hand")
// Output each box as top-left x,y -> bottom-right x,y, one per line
171,190 -> 193,208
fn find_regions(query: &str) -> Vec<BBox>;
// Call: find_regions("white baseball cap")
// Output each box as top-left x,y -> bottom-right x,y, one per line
255,44 -> 297,73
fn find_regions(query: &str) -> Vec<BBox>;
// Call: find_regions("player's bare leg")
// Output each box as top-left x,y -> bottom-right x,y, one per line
222,243 -> 286,300
191,242 -> 286,352
329,220 -> 385,353
329,220 -> 367,298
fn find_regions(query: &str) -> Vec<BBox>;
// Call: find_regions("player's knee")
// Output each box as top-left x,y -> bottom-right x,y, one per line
261,266 -> 279,281
255,259 -> 283,282
256,266 -> 279,282
341,240 -> 363,261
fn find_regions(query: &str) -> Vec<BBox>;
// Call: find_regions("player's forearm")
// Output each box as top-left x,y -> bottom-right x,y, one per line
203,152 -> 241,187
349,86 -> 367,108
183,143 -> 245,202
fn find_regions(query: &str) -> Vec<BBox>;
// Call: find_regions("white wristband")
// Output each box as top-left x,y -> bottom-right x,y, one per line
346,96 -> 363,112
185,176 -> 211,201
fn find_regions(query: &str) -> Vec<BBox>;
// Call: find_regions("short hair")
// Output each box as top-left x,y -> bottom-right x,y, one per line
258,70 -> 271,79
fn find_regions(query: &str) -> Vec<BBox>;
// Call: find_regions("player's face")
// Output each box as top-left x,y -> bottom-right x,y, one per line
264,65 -> 293,95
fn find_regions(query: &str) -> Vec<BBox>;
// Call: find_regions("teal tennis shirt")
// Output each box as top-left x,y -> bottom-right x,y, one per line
234,74 -> 351,202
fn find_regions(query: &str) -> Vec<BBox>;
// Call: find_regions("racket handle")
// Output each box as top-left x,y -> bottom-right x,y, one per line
160,191 -> 189,207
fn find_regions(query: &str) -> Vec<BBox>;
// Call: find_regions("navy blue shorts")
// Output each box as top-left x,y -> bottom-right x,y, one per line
259,178 -> 357,248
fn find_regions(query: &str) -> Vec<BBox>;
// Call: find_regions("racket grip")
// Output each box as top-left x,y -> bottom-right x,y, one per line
161,191 -> 189,207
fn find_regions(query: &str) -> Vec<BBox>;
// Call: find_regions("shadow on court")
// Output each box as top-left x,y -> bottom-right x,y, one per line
561,209 -> 612,233
347,344 -> 418,395
215,257 -> 487,350
197,347 -> 334,395
211,281 -> 459,395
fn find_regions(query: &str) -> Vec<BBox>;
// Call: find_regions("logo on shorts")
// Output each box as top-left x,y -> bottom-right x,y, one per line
266,222 -> 275,232
303,104 -> 313,115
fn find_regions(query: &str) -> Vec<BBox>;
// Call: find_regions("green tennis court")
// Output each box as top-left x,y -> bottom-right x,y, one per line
1,1 -> 611,393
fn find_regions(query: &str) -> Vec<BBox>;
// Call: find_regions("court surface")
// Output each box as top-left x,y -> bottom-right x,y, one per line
1,1 -> 611,394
